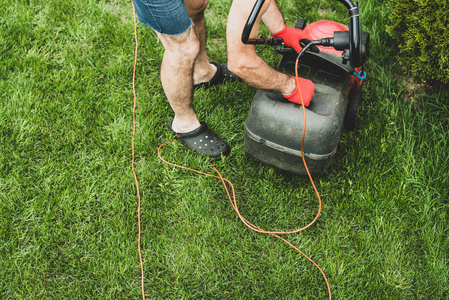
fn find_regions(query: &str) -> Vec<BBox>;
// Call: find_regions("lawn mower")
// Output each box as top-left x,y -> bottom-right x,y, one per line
242,0 -> 370,175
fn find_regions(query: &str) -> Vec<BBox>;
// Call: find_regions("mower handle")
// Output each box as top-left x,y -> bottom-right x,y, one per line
341,0 -> 363,68
241,0 -> 364,68
241,0 -> 266,45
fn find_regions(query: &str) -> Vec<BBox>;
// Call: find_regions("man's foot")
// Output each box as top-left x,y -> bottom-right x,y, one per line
169,121 -> 230,160
194,62 -> 240,90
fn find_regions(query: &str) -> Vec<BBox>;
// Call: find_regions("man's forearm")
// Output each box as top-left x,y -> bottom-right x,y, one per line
226,0 -> 294,95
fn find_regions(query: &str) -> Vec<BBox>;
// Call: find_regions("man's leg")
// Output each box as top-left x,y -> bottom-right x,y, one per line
184,0 -> 217,86
158,27 -> 202,133
132,0 -> 230,159
132,0 -> 202,132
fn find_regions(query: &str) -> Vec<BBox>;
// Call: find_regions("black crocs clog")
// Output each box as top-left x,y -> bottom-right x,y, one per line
169,121 -> 230,160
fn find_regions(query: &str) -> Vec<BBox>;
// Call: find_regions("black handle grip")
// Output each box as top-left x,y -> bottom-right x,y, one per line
242,0 -> 266,44
348,3 -> 362,67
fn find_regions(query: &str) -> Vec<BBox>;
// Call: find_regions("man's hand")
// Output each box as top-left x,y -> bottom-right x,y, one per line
271,25 -> 306,53
283,77 -> 315,107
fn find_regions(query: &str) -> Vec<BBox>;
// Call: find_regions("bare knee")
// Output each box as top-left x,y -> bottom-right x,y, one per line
184,0 -> 209,20
160,29 -> 201,64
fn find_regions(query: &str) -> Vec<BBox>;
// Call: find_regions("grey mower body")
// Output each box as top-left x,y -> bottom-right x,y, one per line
244,50 -> 355,176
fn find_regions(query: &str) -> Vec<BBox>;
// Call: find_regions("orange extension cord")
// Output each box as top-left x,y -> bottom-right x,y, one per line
130,3 -> 145,300
131,3 -> 331,300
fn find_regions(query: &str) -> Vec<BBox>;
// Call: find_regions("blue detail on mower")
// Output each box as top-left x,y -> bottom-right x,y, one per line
242,0 -> 370,176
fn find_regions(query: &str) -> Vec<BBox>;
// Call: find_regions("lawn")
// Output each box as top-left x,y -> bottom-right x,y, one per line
1,0 -> 448,299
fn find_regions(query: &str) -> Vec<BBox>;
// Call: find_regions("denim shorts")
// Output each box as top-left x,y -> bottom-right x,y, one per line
132,0 -> 192,36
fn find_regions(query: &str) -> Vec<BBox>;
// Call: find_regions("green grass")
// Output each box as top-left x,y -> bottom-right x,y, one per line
1,0 -> 448,299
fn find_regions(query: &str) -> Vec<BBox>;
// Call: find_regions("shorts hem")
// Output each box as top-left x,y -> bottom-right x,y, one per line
138,20 -> 192,37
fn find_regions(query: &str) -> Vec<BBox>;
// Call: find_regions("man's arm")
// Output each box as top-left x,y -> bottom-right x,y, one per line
226,0 -> 295,95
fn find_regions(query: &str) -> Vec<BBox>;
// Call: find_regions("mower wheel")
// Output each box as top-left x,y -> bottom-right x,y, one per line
344,89 -> 362,131
295,18 -> 307,30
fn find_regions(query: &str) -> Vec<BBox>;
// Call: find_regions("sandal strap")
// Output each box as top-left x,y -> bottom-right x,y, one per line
220,63 -> 239,81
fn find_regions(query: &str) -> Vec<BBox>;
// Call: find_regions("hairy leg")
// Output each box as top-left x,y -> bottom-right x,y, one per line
158,27 -> 201,133
185,0 -> 217,85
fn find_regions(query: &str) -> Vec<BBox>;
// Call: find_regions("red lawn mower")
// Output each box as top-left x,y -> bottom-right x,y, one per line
242,0 -> 370,175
